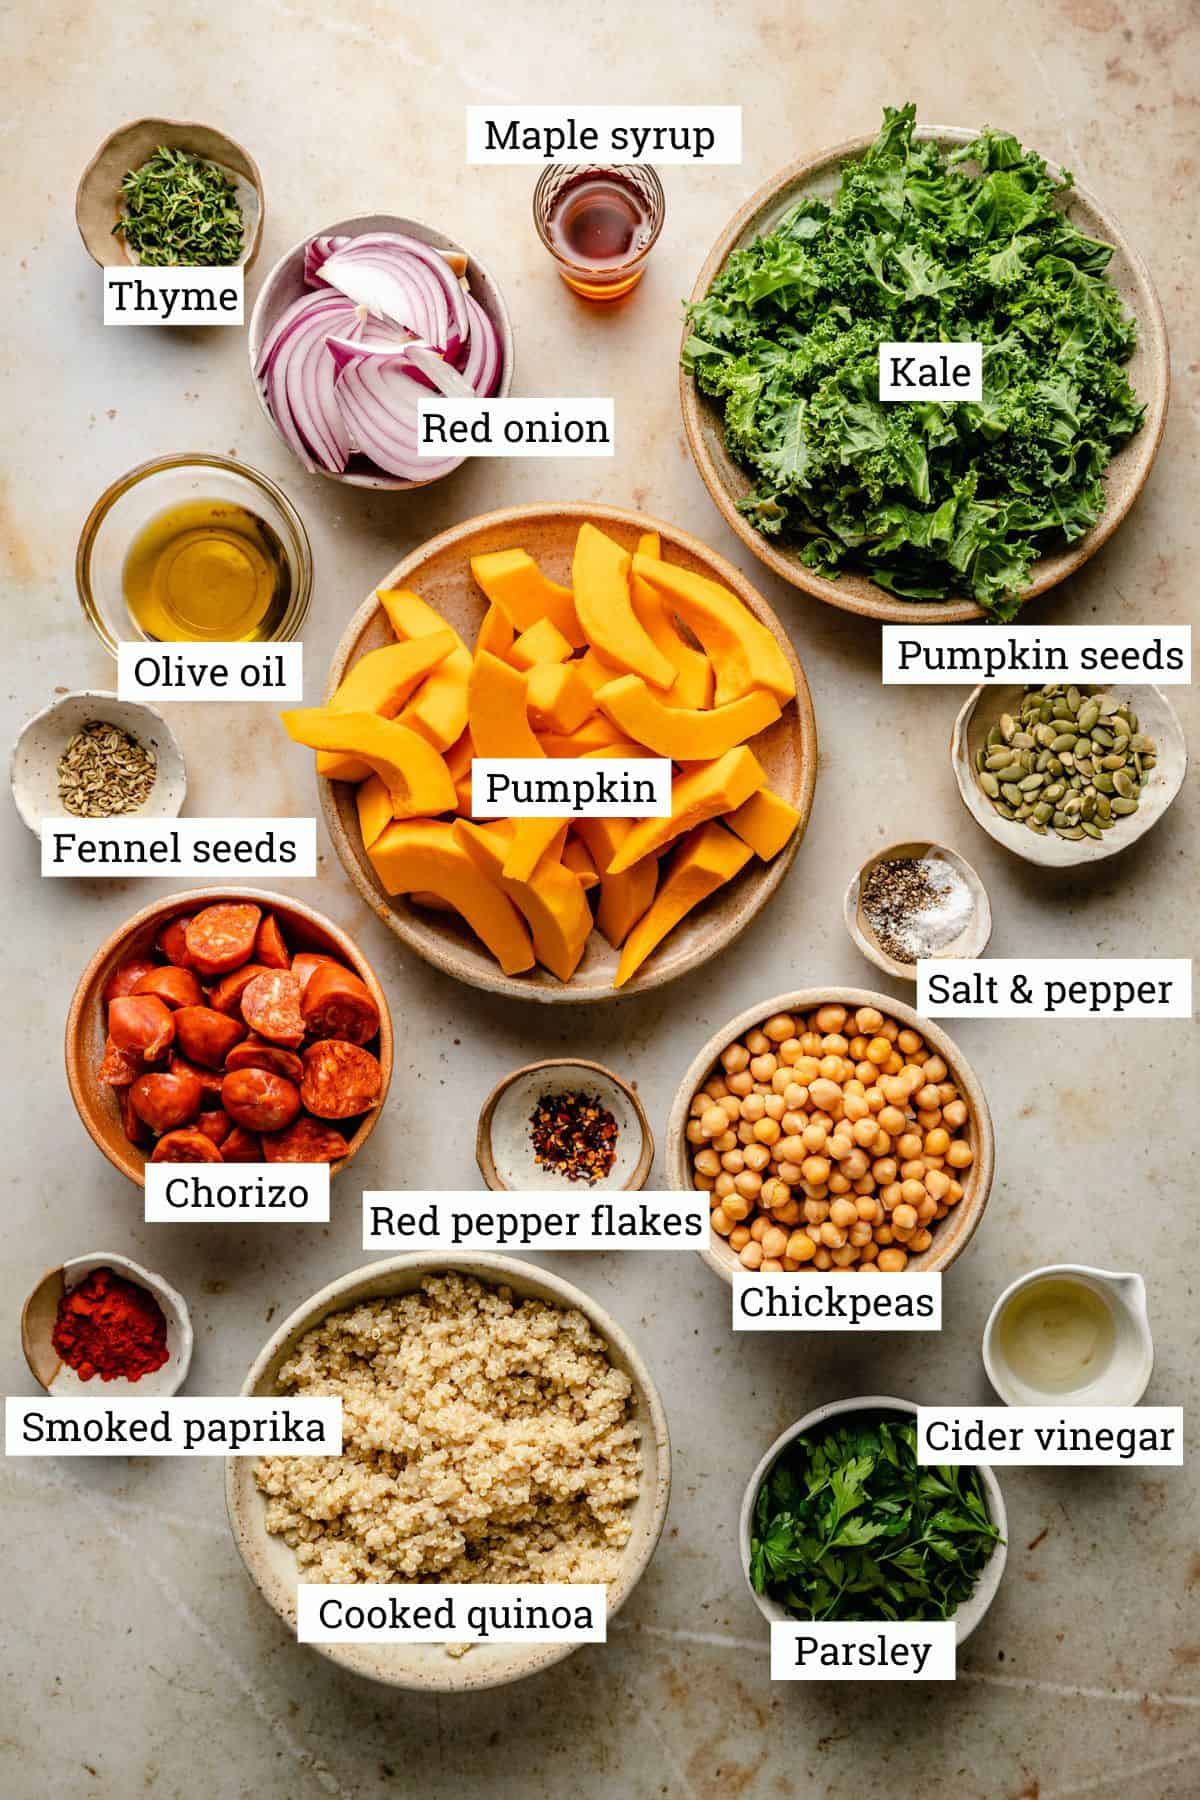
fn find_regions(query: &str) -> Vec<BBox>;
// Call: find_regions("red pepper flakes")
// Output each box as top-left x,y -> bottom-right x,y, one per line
528,1091 -> 618,1185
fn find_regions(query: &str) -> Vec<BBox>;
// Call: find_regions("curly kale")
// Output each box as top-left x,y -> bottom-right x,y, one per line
684,104 -> 1144,619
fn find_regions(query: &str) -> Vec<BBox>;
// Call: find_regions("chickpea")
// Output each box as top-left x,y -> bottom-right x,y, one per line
763,1093 -> 785,1121
713,1130 -> 737,1153
900,1178 -> 926,1207
763,1013 -> 796,1043
892,1203 -> 918,1231
803,1197 -> 830,1225
915,1108 -> 942,1131
909,1229 -> 934,1253
749,1054 -> 778,1083
711,1206 -> 733,1236
851,1115 -> 877,1145
760,1177 -> 791,1209
750,1216 -> 769,1242
781,1111 -> 806,1137
801,1155 -> 831,1186
721,1042 -> 750,1074
827,1133 -> 854,1163
771,1067 -> 793,1096
760,1259 -> 784,1273
859,1240 -> 880,1264
754,1118 -> 781,1147
726,1070 -> 754,1097
880,1181 -> 902,1210
739,1241 -> 764,1270
897,1131 -> 923,1160
721,1149 -> 746,1174
848,1035 -> 870,1061
856,1006 -> 884,1034
734,1170 -> 763,1200
694,1174 -> 714,1192
923,1055 -> 948,1083
761,1226 -> 789,1259
689,1094 -> 708,1118
778,1040 -> 803,1067
729,1226 -> 751,1252
915,1083 -> 941,1112
947,1140 -> 974,1169
877,1247 -> 908,1272
900,1159 -> 927,1182
700,1105 -> 728,1138
884,1052 -> 905,1077
740,1093 -> 766,1123
829,1197 -> 858,1229
831,1244 -> 859,1268
848,1220 -> 874,1247
873,1156 -> 898,1185
856,1195 -> 881,1223
924,1127 -> 950,1157
743,1142 -> 770,1173
917,1197 -> 938,1225
855,1061 -> 877,1084
783,1083 -> 808,1111
828,1171 -> 851,1195
777,1161 -> 803,1186
842,1148 -> 870,1181
694,1148 -> 721,1178
808,1078 -> 842,1113
852,1174 -> 876,1196
814,1004 -> 847,1033
685,1119 -> 705,1146
880,1019 -> 899,1041
819,1221 -> 846,1249
745,1028 -> 769,1055
866,1036 -> 891,1065
714,1172 -> 735,1199
865,1087 -> 885,1113
801,1122 -> 828,1153
774,1200 -> 802,1226
924,1168 -> 950,1200
897,1028 -> 922,1055
787,1231 -> 816,1263
943,1097 -> 968,1130
812,1247 -> 833,1270
704,1076 -> 729,1099
793,1055 -> 821,1084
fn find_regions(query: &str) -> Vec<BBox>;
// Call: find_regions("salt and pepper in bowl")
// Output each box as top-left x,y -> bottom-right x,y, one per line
844,841 -> 992,984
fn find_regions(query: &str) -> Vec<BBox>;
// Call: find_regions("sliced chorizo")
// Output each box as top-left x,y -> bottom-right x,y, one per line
194,1108 -> 232,1148
98,1037 -> 141,1087
301,964 -> 380,1046
300,1040 -> 382,1120
132,966 -> 205,1011
156,917 -> 196,968
169,1052 -> 225,1103
292,951 -> 343,995
119,1085 -> 152,1147
150,1128 -> 223,1163
103,957 -> 157,1006
261,1115 -> 349,1164
224,1038 -> 304,1083
209,963 -> 272,1016
184,903 -> 262,977
130,1069 -> 203,1133
240,971 -> 305,1048
220,1124 -> 263,1162
108,995 -> 175,1059
221,1067 -> 302,1134
254,913 -> 291,970
173,1005 -> 247,1069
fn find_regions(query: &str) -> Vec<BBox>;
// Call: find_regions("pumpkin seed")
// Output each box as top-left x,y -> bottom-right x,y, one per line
1110,797 -> 1138,815
1056,825 -> 1086,841
1000,713 -> 1016,743
979,771 -> 1000,798
1050,732 -> 1077,752
1113,770 -> 1135,799
1077,700 -> 1100,733
986,750 -> 1014,771
1033,801 -> 1053,823
1067,686 -> 1081,713
1093,772 -> 1114,794
1081,820 -> 1102,839
1002,782 -> 1023,805
1019,773 -> 1045,792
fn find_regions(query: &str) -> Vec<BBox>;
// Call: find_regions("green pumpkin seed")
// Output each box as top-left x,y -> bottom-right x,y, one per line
1113,769 -> 1134,798
1033,801 -> 1053,823
1019,773 -> 1045,792
1098,694 -> 1120,717
1000,713 -> 1016,742
1093,772 -> 1115,794
1056,825 -> 1086,840
1095,794 -> 1112,821
1111,797 -> 1138,815
1025,818 -> 1047,834
986,750 -> 1014,771
1002,782 -> 1023,805
1077,700 -> 1100,733
1101,752 -> 1126,770
1091,727 -> 1113,749
1043,781 -> 1065,802
979,771 -> 1001,798
1081,820 -> 1102,839
1050,732 -> 1077,752
1066,686 -> 1080,713
995,803 -> 1016,820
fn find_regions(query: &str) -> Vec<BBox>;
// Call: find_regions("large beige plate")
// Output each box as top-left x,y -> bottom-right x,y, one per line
681,127 -> 1169,624
320,503 -> 818,1002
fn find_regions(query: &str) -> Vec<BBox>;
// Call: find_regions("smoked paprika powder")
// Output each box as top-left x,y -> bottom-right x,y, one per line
51,1265 -> 169,1382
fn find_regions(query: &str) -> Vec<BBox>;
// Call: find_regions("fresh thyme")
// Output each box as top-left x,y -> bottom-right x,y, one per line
114,146 -> 244,266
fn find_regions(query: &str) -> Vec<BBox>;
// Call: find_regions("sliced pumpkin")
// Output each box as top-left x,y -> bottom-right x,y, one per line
526,663 -> 596,736
367,819 -> 534,975
502,816 -> 568,883
630,531 -> 715,710
562,834 -> 599,891
630,554 -> 796,706
474,602 -> 515,660
595,674 -> 781,760
444,729 -> 476,815
605,747 -> 767,873
575,817 -> 658,947
576,647 -> 622,696
467,651 -> 543,760
454,820 -> 592,982
317,630 -> 460,780
573,522 -> 676,690
725,787 -> 803,860
614,823 -> 753,987
470,548 -> 584,647
536,713 -> 643,757
509,617 -> 573,670
281,709 -> 456,817
355,774 -> 395,850
376,586 -> 472,751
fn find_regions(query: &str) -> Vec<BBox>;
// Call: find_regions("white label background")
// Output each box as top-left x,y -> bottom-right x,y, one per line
879,342 -> 982,402
362,1190 -> 708,1252
466,106 -> 741,164
4,1397 -> 341,1457
103,266 -> 244,325
145,1164 -> 330,1223
918,958 -> 1192,1019
770,1622 -> 956,1681
732,1273 -> 942,1332
298,1583 -> 607,1643
417,399 -> 614,458
41,817 -> 317,878
917,1407 -> 1184,1466
881,624 -> 1191,685
470,758 -> 671,818
118,642 -> 304,702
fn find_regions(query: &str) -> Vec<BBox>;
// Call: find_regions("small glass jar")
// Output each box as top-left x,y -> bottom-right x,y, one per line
76,453 -> 312,655
533,164 -> 665,300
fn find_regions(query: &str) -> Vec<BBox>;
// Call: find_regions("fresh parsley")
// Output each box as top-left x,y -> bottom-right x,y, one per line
749,1414 -> 1002,1623
683,104 -> 1144,619
114,146 -> 244,267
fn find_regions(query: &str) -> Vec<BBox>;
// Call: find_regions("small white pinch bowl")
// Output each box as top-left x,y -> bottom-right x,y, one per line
983,1264 -> 1154,1408
10,690 -> 186,836
844,839 -> 992,983
739,1395 -> 1008,1644
21,1252 -> 194,1397
952,683 -> 1186,868
476,1058 -> 654,1192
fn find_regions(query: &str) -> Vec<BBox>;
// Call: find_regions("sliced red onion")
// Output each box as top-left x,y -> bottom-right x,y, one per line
317,233 -> 469,352
333,344 -> 474,482
456,294 -> 503,397
304,234 -> 351,287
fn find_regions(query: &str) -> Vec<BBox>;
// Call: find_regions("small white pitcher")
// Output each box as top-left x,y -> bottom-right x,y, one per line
983,1265 -> 1154,1407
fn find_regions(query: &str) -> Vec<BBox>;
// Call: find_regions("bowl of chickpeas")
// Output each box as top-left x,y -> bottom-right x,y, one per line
666,989 -> 993,1283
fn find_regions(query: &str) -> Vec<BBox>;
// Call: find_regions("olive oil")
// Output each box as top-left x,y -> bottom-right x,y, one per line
122,499 -> 292,642
996,1277 -> 1116,1395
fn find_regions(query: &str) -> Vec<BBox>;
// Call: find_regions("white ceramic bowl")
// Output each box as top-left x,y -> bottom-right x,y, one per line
843,839 -> 992,984
225,1252 -> 672,1690
738,1395 -> 1008,1643
982,1264 -> 1154,1407
10,690 -> 186,835
476,1059 -> 654,1191
21,1252 -> 193,1398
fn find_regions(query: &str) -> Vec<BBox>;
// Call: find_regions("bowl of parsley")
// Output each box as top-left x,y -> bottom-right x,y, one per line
681,105 -> 1168,623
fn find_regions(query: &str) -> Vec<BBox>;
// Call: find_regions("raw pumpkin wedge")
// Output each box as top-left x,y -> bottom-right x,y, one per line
355,774 -> 394,850
509,617 -> 573,670
526,662 -> 596,736
573,522 -> 676,690
575,817 -> 658,947
724,787 -> 803,860
503,817 -> 567,883
281,709 -> 456,817
468,651 -> 544,759
562,834 -> 600,891
444,729 -> 476,815
595,674 -> 781,760
630,554 -> 796,706
614,823 -> 753,987
605,746 -> 767,873
316,630 -> 460,779
576,647 -> 622,697
474,602 -> 514,660
470,548 -> 585,647
454,820 -> 593,982
376,586 -> 472,751
367,820 -> 535,975
630,531 -> 715,710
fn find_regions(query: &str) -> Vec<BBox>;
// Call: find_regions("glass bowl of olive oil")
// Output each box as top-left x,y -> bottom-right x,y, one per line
76,454 -> 311,654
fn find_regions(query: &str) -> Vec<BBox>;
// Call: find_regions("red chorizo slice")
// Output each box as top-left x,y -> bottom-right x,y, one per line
156,917 -> 196,968
150,1128 -> 224,1163
300,1041 -> 382,1120
108,995 -> 176,1059
224,1038 -> 304,1083
184,903 -> 262,977
132,966 -> 205,1010
301,964 -> 380,1046
98,1036 -> 142,1087
119,1085 -> 152,1147
254,913 -> 291,970
130,1069 -> 204,1133
220,1124 -> 263,1162
194,1108 -> 232,1148
169,1051 -> 225,1102
261,1115 -> 349,1164
292,951 -> 343,995
221,1068 -> 302,1134
240,971 -> 305,1049
173,1005 -> 248,1069
209,963 -> 272,1016
103,957 -> 158,1006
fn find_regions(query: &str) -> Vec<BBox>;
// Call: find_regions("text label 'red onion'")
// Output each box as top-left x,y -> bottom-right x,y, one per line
471,759 -> 672,818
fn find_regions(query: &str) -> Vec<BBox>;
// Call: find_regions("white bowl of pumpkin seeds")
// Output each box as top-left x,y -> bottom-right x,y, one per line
952,683 -> 1186,868
10,690 -> 186,837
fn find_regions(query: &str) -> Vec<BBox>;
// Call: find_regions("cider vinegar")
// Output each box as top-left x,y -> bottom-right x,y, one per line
996,1277 -> 1116,1395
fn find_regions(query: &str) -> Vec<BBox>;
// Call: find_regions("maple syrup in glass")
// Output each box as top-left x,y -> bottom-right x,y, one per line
534,165 -> 665,299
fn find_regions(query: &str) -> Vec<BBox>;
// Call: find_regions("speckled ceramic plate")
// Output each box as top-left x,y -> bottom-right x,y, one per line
681,127 -> 1169,623
319,503 -> 818,1002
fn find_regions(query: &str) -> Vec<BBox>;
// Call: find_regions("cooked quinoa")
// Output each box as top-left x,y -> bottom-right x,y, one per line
255,1272 -> 642,1586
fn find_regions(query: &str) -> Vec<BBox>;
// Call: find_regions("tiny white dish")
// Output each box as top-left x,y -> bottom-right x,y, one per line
983,1264 -> 1153,1408
10,690 -> 186,836
476,1058 -> 654,1192
21,1252 -> 194,1397
844,839 -> 992,983
739,1395 -> 1008,1645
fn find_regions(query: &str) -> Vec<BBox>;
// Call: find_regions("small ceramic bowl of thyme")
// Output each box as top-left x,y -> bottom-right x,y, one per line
844,840 -> 992,983
476,1059 -> 654,1192
10,690 -> 186,837
76,119 -> 263,269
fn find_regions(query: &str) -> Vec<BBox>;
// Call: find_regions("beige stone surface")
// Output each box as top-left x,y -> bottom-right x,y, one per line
1,1 -> 1197,1795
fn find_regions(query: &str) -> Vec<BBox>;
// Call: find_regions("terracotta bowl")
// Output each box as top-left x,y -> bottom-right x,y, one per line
319,502 -> 818,1002
65,888 -> 393,1185
76,118 -> 263,269
681,127 -> 1169,623
225,1251 -> 672,1691
664,986 -> 994,1284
